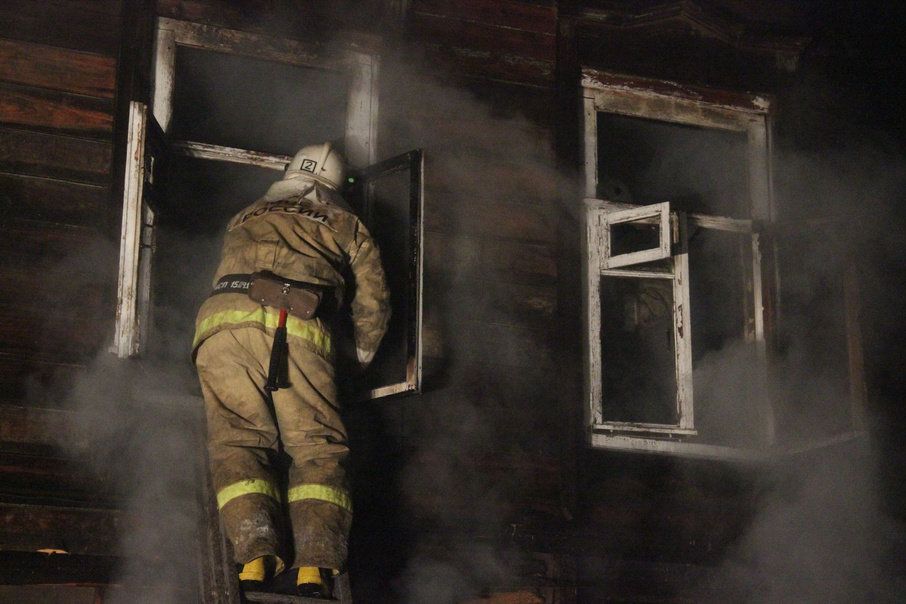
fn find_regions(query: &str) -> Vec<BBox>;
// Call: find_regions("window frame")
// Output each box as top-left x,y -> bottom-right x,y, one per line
585,199 -> 696,436
150,17 -> 379,166
114,18 -> 381,359
351,149 -> 425,400
581,69 -> 776,459
113,19 -> 422,400
112,100 -> 156,358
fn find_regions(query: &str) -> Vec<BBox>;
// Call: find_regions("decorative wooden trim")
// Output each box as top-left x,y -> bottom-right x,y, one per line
569,0 -> 810,56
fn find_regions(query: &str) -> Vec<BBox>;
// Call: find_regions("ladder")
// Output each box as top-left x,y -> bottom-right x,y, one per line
244,575 -> 353,603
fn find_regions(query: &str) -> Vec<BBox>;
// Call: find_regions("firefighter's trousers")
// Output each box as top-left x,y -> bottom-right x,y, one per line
196,326 -> 352,571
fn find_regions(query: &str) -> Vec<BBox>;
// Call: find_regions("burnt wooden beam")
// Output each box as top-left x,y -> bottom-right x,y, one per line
426,196 -> 556,244
0,1 -> 121,56
0,503 -> 122,556
0,128 -> 112,186
0,174 -> 108,227
425,232 -> 557,286
0,551 -> 117,586
0,39 -> 116,98
0,83 -> 114,137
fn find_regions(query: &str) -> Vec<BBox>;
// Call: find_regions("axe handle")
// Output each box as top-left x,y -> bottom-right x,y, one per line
264,308 -> 288,392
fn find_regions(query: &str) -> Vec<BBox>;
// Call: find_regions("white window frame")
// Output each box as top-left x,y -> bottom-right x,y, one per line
581,69 -> 776,459
601,202 -> 672,269
112,100 -> 156,358
585,199 -> 695,436
113,18 -> 380,358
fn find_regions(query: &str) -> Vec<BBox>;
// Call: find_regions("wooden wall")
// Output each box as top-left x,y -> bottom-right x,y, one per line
393,2 -> 811,602
0,0 -> 127,597
0,0 -> 122,483
0,0 -> 120,408
342,3 -> 574,599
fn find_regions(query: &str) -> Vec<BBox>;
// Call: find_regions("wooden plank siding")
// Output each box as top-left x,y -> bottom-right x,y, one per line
0,2 -> 119,408
0,174 -> 109,227
392,7 -> 569,564
0,503 -> 127,556
0,39 -> 116,99
0,127 -> 112,185
0,2 -> 121,56
0,7 -> 122,594
411,0 -> 558,86
0,84 -> 113,137
0,357 -> 82,416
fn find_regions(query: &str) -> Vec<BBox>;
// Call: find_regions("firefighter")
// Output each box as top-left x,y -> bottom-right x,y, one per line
192,142 -> 390,598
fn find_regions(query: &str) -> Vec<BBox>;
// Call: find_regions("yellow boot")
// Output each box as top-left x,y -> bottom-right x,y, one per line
296,566 -> 335,599
238,555 -> 277,592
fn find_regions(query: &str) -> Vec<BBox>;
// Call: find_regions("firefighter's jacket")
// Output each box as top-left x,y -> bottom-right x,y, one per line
193,177 -> 390,364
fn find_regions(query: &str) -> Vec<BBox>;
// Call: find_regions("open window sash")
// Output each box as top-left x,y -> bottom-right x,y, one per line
584,199 -> 695,437
346,149 -> 424,401
113,101 -> 167,358
602,202 -> 672,269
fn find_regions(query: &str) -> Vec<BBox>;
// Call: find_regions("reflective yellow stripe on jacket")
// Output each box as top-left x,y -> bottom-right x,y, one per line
217,478 -> 282,509
287,484 -> 352,513
193,307 -> 331,357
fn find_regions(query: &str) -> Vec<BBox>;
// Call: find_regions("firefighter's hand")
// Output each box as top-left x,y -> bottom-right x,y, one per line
356,346 -> 376,369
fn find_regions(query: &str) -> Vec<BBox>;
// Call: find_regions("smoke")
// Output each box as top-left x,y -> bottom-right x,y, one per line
17,187 -> 216,601
361,56 -> 567,602
27,228 -> 209,601
679,120 -> 906,600
52,354 -> 203,603
706,445 -> 905,603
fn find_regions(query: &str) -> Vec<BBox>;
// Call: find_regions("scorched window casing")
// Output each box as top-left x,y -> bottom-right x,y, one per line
113,18 -> 423,401
580,69 -> 866,460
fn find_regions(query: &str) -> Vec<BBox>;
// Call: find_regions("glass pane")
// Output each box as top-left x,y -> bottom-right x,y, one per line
355,167 -> 413,391
170,47 -> 348,155
610,216 -> 662,257
689,229 -> 748,358
596,113 -> 748,218
600,276 -> 677,424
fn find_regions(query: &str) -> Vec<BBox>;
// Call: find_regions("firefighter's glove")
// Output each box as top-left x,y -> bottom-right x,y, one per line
356,346 -> 376,369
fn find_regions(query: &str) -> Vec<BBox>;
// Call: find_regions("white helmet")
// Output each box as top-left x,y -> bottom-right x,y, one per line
284,142 -> 346,190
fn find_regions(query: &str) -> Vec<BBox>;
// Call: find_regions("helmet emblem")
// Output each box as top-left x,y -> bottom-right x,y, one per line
300,159 -> 317,173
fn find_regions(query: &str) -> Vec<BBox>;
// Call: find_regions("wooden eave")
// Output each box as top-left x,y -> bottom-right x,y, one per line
569,0 -> 810,57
